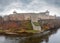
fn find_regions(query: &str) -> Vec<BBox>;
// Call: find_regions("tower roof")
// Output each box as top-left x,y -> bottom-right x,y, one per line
13,11 -> 17,14
46,10 -> 49,13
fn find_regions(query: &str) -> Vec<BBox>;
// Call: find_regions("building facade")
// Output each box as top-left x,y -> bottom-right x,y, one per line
3,10 -> 56,22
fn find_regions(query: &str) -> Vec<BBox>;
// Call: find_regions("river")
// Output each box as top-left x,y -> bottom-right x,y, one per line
0,28 -> 60,43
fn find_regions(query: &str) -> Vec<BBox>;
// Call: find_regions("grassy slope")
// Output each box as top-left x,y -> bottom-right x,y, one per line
25,20 -> 33,30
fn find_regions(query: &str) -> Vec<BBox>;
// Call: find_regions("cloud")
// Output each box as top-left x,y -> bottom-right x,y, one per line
45,0 -> 60,7
20,0 -> 32,4
23,0 -> 60,16
0,0 -> 60,16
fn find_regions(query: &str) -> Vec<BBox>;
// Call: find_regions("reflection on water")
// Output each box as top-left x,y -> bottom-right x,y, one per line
0,28 -> 60,43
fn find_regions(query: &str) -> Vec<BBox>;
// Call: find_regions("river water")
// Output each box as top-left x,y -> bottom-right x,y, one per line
0,28 -> 60,43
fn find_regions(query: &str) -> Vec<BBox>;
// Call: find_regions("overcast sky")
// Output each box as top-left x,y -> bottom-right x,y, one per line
0,0 -> 60,16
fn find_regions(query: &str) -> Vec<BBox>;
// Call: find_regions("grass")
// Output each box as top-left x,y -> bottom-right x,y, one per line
26,22 -> 32,29
18,30 -> 39,33
0,29 -> 40,34
33,22 -> 40,26
0,30 -> 4,32
26,30 -> 39,33
25,20 -> 33,30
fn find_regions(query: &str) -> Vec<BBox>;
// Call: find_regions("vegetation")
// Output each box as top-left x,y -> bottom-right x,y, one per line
0,20 -> 40,34
0,30 -> 4,32
33,22 -> 40,26
17,30 -> 39,33
25,20 -> 33,30
26,30 -> 39,33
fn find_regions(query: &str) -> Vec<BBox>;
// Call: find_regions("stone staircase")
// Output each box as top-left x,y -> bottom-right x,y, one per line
31,21 -> 41,31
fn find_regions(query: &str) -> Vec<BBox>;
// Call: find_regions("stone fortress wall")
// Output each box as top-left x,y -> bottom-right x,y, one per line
3,10 -> 56,22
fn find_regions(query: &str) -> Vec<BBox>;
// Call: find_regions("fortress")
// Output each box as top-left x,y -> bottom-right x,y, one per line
0,10 -> 57,31
3,10 -> 56,22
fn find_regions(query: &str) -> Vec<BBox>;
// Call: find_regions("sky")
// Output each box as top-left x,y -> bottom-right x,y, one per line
0,0 -> 60,16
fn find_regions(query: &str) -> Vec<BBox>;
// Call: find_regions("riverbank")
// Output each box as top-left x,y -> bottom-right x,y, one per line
0,28 -> 59,43
0,27 -> 60,37
0,30 -> 40,37
0,29 -> 51,37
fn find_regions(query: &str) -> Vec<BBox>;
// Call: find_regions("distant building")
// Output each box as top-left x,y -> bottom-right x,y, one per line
3,10 -> 56,22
